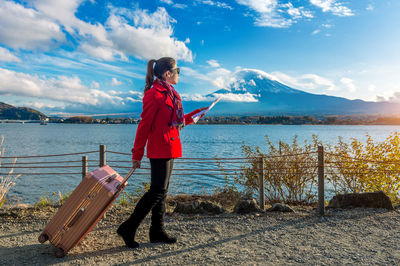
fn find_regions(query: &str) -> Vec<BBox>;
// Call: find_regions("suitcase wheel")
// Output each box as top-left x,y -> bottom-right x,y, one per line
55,248 -> 66,258
38,233 -> 49,243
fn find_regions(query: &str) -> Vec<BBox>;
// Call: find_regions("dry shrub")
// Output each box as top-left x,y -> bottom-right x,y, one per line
326,133 -> 400,202
240,135 -> 319,204
238,132 -> 400,204
0,136 -> 21,209
116,181 -> 150,206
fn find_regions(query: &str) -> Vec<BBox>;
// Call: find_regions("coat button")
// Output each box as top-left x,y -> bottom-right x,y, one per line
171,137 -> 175,141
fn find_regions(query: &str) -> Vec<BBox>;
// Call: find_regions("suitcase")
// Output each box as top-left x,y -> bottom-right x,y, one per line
38,165 -> 135,258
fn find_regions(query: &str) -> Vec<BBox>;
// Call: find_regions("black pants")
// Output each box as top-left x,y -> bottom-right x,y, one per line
149,158 -> 174,191
124,158 -> 174,229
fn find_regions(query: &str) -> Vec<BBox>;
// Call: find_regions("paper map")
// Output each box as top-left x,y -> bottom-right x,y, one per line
192,96 -> 223,123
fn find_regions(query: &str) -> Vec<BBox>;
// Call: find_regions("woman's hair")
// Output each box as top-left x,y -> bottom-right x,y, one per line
144,57 -> 176,92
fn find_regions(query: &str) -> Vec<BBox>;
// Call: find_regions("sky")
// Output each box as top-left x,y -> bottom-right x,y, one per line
0,0 -> 399,116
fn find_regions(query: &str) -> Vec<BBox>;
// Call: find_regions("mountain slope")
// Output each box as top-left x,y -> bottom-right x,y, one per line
188,69 -> 398,115
0,102 -> 47,120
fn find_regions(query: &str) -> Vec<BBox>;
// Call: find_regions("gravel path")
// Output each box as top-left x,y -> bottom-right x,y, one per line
1,205 -> 400,265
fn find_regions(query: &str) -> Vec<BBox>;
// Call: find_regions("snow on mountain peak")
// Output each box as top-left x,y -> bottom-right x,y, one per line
223,69 -> 304,95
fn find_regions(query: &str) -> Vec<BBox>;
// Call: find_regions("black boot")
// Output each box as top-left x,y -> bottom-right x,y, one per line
149,227 -> 177,244
117,188 -> 166,248
117,220 -> 139,248
149,193 -> 177,244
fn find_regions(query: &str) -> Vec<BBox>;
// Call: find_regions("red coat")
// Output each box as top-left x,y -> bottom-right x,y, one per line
132,81 -> 199,161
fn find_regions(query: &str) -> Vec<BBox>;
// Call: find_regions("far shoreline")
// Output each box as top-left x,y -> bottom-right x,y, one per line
4,114 -> 400,126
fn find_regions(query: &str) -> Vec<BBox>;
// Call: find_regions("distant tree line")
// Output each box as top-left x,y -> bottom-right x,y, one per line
44,115 -> 400,125
49,116 -> 140,124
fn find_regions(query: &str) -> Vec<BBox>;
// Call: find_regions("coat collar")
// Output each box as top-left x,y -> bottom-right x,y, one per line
153,81 -> 167,92
153,80 -> 181,100
153,81 -> 173,108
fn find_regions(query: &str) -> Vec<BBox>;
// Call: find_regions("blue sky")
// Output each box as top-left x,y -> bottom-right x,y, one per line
0,0 -> 399,116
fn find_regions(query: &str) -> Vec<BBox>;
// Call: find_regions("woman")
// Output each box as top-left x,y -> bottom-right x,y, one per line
117,57 -> 207,248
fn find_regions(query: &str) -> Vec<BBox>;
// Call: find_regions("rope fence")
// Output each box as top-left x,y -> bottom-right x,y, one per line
2,144 -> 400,215
0,150 -> 98,159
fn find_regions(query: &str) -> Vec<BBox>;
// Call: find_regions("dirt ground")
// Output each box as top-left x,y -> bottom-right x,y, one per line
1,204 -> 400,265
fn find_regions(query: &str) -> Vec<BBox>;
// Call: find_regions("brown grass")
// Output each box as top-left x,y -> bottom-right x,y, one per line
0,136 -> 21,209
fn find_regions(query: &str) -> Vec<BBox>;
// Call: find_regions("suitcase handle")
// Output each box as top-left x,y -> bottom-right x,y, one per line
67,208 -> 85,228
117,167 -> 136,190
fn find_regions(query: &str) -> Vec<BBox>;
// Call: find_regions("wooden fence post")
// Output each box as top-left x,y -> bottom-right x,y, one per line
258,156 -> 265,210
100,145 -> 106,167
318,145 -> 325,216
82,156 -> 88,179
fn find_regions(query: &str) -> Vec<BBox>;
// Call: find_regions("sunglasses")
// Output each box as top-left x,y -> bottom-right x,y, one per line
171,67 -> 180,75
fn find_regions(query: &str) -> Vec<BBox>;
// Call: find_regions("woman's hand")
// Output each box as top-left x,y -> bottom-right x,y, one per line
198,107 -> 208,119
132,159 -> 141,169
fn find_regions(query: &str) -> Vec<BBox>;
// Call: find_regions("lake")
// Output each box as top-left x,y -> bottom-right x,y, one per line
1,123 -> 400,204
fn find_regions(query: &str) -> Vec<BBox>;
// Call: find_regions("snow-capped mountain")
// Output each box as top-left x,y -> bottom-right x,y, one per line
212,69 -> 303,96
184,69 -> 399,115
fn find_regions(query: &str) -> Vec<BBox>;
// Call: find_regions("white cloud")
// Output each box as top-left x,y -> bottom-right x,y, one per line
213,92 -> 258,102
32,53 -> 86,69
104,89 -> 143,99
207,59 -> 221,68
282,3 -> 313,19
30,0 -> 135,61
181,92 -> 258,102
112,77 -> 122,86
312,23 -> 333,36
25,102 -> 56,109
107,7 -> 193,62
209,68 -> 233,88
236,0 -> 289,28
181,66 -> 234,90
91,81 -> 100,88
126,97 -> 141,103
322,23 -> 333,28
180,66 -> 210,81
0,1 -> 192,62
310,0 -> 354,16
79,57 -> 145,79
376,95 -> 386,102
271,71 -> 338,91
79,42 -> 127,62
340,77 -> 356,92
389,92 -> 400,103
366,4 -> 374,11
199,0 -> 233,10
173,3 -> 188,9
312,29 -> 320,35
236,0 -> 313,28
368,84 -> 376,92
0,67 -> 138,106
181,93 -> 214,101
160,0 -> 188,9
31,0 -> 111,46
0,0 -> 64,50
0,47 -> 20,62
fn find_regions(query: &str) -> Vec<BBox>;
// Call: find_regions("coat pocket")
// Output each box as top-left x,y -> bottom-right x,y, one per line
162,129 -> 170,145
162,128 -> 180,145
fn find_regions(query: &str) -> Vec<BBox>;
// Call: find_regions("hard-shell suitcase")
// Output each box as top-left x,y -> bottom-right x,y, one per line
38,165 -> 135,258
